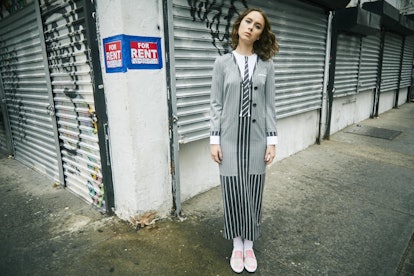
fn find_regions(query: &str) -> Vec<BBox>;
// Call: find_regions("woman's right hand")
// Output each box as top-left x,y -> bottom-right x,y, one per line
210,144 -> 223,164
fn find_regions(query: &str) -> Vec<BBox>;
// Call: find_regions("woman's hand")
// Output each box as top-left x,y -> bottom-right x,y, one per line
265,145 -> 276,165
211,144 -> 223,164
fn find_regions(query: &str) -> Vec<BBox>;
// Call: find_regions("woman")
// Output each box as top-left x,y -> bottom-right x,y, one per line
210,8 -> 279,273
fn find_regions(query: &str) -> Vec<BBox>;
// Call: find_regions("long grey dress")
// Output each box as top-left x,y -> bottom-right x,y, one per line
210,52 -> 278,241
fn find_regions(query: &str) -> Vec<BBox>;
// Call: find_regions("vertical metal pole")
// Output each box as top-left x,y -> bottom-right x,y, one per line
163,0 -> 182,217
83,0 -> 115,213
34,0 -> 65,185
373,29 -> 386,118
324,11 -> 338,140
318,11 -> 332,144
356,35 -> 363,94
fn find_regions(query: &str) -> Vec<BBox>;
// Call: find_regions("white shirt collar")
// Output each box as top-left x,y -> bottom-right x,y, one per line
232,51 -> 257,80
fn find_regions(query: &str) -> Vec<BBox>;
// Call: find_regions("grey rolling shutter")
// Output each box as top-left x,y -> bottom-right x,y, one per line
334,33 -> 361,97
40,0 -> 105,207
0,4 -> 60,180
171,0 -> 219,143
381,32 -> 403,92
359,34 -> 381,91
266,1 -> 327,117
400,35 -> 414,88
171,0 -> 327,143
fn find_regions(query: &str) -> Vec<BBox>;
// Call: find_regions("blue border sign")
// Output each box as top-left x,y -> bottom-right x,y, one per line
103,35 -> 128,73
126,36 -> 163,70
103,35 -> 163,73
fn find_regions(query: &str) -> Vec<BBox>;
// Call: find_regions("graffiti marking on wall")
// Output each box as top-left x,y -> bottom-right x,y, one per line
187,0 -> 248,55
41,0 -> 105,211
0,39 -> 27,140
0,0 -> 31,19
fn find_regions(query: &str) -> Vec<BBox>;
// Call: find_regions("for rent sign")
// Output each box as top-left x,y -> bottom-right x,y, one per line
106,41 -> 122,67
103,35 -> 127,73
128,36 -> 162,69
103,35 -> 163,73
131,42 -> 159,65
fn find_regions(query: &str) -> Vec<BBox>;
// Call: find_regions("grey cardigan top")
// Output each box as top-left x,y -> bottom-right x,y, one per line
210,52 -> 278,175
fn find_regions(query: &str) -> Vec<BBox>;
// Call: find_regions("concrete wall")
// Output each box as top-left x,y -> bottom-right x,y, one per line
398,87 -> 410,106
179,139 -> 219,202
96,0 -> 171,219
379,90 -> 396,114
276,111 -> 320,159
355,89 -> 375,121
330,90 -> 374,135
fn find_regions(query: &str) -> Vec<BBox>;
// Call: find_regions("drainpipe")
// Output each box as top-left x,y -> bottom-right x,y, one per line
318,11 -> 333,144
372,28 -> 386,118
324,11 -> 338,140
163,0 -> 182,217
394,35 -> 405,108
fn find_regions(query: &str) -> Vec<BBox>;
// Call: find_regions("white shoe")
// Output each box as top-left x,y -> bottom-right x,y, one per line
244,249 -> 257,273
230,249 -> 244,273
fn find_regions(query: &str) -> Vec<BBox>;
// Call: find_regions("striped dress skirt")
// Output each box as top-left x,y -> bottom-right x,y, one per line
220,115 -> 265,242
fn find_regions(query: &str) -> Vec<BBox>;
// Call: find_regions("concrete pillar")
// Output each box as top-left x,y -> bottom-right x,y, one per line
96,0 -> 171,219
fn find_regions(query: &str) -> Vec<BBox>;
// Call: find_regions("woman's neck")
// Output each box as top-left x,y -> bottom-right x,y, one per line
235,43 -> 254,56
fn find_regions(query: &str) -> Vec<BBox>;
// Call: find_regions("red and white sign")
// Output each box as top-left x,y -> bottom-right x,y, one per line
105,40 -> 122,68
130,42 -> 159,65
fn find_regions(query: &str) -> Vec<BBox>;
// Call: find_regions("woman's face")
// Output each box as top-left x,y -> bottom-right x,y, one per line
237,11 -> 265,45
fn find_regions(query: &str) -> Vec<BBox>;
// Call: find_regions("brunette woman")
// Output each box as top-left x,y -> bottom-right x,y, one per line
210,8 -> 279,273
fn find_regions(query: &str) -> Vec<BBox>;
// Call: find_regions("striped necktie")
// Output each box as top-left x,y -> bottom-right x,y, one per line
240,56 -> 250,117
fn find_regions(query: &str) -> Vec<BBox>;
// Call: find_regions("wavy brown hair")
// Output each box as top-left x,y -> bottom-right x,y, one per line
230,8 -> 279,61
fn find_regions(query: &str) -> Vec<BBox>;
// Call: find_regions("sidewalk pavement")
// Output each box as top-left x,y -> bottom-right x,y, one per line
1,103 -> 413,275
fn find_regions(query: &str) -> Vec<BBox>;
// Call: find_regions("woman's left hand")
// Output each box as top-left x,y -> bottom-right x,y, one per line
265,145 -> 276,165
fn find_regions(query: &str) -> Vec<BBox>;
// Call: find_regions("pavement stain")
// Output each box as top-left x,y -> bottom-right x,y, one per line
51,216 -> 234,275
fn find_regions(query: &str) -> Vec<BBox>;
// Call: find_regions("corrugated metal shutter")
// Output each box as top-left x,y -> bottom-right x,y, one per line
171,0 -> 218,143
40,0 -> 105,208
0,3 -> 60,180
400,35 -> 414,88
381,32 -> 403,92
334,33 -> 361,97
359,34 -> 381,91
171,0 -> 327,143
266,1 -> 327,118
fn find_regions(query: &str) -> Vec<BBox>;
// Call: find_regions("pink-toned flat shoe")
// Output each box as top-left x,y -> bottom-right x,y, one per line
244,249 -> 257,273
230,249 -> 244,273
